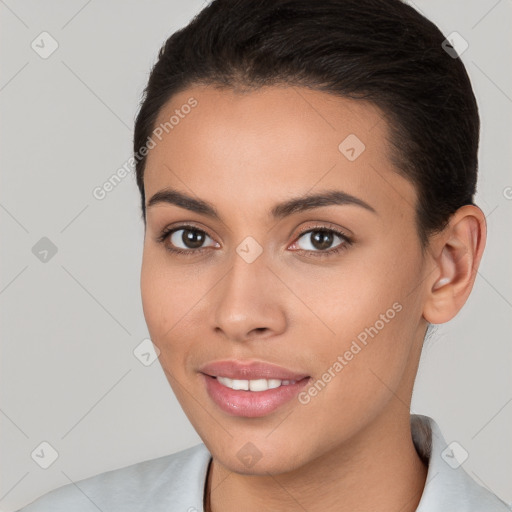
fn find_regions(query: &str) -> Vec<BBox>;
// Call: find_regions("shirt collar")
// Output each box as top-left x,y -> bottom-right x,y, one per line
411,414 -> 509,511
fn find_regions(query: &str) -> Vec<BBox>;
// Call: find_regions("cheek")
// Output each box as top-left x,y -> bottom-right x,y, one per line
140,248 -> 212,358
285,241 -> 421,408
282,242 -> 415,342
140,252 -> 166,339
140,253 -> 198,399
140,248 -> 185,347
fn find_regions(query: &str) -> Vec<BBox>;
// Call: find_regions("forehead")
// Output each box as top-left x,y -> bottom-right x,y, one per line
144,85 -> 416,222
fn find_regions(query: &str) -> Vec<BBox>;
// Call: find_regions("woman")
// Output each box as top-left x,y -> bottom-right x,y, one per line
17,0 -> 510,510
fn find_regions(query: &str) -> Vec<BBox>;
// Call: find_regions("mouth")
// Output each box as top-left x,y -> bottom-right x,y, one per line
199,359 -> 309,381
199,360 -> 311,417
215,376 -> 302,391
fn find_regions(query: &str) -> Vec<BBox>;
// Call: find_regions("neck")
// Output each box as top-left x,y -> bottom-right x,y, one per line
205,406 -> 428,512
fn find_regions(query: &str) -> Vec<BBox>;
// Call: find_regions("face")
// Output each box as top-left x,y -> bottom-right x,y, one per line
140,85 -> 430,475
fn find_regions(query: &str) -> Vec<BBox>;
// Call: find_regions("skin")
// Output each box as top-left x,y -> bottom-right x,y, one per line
140,85 -> 486,512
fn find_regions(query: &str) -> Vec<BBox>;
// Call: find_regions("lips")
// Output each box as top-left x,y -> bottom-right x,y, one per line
202,374 -> 310,417
199,360 -> 311,417
199,360 -> 309,381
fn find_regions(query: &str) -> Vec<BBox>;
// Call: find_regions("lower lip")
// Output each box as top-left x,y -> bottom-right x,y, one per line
202,374 -> 310,418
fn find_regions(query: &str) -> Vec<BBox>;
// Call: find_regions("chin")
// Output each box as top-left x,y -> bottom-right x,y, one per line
208,441 -> 311,477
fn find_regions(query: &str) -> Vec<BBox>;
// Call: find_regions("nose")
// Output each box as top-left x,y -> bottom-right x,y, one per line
211,248 -> 287,343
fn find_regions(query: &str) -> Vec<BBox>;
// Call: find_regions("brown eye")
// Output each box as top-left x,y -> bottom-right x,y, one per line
172,228 -> 207,249
156,224 -> 219,256
296,229 -> 346,252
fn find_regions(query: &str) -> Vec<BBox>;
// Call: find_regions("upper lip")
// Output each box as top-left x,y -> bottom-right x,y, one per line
199,360 -> 309,380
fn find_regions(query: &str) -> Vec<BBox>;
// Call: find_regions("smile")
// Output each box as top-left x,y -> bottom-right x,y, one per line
216,376 -> 298,391
202,373 -> 310,417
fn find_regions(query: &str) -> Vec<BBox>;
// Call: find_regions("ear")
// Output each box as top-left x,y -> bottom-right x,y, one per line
423,205 -> 486,324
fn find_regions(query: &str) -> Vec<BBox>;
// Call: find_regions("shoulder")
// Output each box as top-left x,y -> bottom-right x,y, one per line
15,443 -> 211,512
412,414 -> 511,512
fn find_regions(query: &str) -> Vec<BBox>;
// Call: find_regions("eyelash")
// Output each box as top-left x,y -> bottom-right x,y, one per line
156,223 -> 353,259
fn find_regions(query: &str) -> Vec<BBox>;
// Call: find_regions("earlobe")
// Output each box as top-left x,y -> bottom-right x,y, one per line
423,205 -> 486,325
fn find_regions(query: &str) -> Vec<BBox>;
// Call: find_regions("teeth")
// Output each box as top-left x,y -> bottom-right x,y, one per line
216,377 -> 297,391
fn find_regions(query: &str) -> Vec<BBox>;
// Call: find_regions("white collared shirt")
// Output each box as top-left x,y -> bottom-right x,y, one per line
16,414 -> 510,511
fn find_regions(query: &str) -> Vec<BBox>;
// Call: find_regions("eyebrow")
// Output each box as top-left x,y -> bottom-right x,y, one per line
146,187 -> 377,220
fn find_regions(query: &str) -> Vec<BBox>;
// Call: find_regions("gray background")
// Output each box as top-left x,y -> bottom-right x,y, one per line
1,0 -> 511,510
